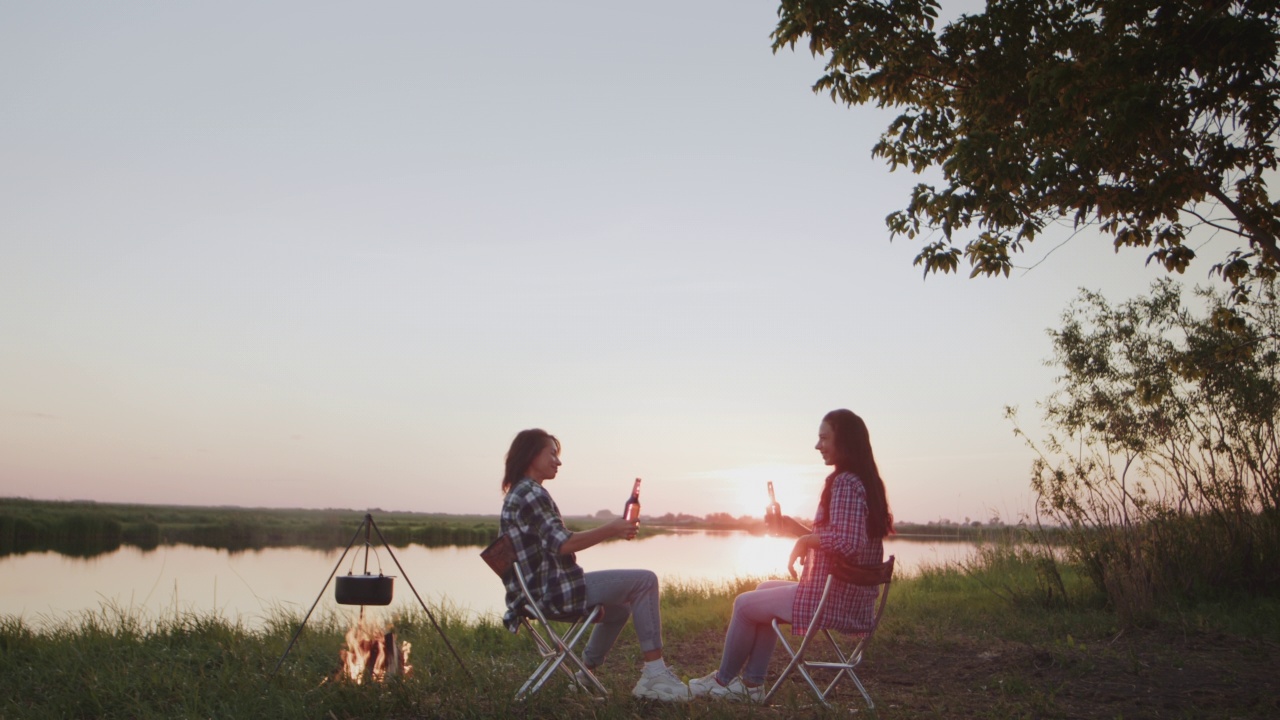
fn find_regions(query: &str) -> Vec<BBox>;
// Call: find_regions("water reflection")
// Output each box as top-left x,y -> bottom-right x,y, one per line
0,532 -> 978,631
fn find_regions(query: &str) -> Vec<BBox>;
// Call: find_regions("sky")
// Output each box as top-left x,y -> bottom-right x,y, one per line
0,1 -> 1227,524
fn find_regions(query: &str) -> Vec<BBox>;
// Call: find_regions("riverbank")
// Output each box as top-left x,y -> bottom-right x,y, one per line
2,556 -> 1275,719
0,497 -> 1024,558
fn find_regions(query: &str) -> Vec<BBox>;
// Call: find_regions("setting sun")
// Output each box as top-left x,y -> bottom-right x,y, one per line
690,463 -> 826,520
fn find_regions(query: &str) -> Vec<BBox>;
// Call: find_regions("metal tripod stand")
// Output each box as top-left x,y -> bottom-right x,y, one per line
266,513 -> 469,680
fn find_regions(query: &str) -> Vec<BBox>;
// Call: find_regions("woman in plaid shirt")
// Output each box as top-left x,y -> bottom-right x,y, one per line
689,409 -> 894,702
500,428 -> 690,702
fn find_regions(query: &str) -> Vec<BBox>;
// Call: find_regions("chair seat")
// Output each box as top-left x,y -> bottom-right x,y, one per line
830,557 -> 894,586
522,604 -> 604,624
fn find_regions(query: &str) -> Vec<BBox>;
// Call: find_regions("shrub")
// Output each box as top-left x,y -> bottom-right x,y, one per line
1013,278 -> 1280,621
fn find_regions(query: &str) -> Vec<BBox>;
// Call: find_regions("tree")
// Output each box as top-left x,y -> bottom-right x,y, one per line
773,0 -> 1280,300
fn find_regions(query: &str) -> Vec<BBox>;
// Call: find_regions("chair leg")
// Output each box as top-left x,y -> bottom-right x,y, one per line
762,622 -> 799,704
808,630 -> 874,709
515,637 -> 560,699
531,620 -> 589,695
514,620 -> 555,699
765,624 -> 877,710
846,669 -> 874,710
518,622 -> 583,698
514,609 -> 608,700
795,663 -> 835,709
557,614 -> 608,695
764,619 -> 831,707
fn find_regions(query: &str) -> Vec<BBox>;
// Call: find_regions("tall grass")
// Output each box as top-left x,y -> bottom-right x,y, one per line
4,551 -> 1276,719
1052,510 -> 1280,626
0,578 -> 838,720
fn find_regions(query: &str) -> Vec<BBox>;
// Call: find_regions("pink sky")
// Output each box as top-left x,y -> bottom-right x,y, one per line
0,0 -> 1214,524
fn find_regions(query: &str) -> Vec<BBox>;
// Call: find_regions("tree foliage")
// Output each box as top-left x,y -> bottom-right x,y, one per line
774,0 -> 1280,300
1011,278 -> 1280,619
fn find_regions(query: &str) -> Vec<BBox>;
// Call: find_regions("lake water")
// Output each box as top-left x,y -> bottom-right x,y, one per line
0,531 -> 978,630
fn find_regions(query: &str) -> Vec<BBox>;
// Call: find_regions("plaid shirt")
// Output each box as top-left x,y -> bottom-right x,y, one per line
500,477 -> 585,632
791,471 -> 884,635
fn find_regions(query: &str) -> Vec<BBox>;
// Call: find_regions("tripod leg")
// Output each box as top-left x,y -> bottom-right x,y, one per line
265,516 -> 368,682
370,518 -> 471,677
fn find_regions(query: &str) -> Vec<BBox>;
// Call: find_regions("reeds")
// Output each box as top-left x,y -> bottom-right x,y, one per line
0,498 -> 502,558
0,580 -> 811,720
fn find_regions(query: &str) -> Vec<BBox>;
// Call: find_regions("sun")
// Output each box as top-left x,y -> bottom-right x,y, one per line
694,463 -> 825,520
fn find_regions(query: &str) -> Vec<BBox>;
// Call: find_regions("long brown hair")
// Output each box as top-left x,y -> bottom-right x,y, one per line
818,409 -> 893,539
502,429 -> 560,494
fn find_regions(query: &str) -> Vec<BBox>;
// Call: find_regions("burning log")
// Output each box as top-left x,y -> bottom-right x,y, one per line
384,631 -> 398,677
336,614 -> 413,683
362,639 -> 381,684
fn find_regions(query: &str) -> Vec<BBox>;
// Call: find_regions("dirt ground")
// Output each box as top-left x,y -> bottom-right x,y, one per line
674,625 -> 1280,719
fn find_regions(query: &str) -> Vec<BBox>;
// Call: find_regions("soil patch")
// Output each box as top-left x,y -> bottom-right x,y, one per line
673,626 -> 1279,718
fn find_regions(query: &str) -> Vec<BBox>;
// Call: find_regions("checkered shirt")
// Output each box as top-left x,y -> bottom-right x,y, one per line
791,471 -> 885,635
500,477 -> 586,632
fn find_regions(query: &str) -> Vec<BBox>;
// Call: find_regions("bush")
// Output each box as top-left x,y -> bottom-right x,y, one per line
1014,278 -> 1280,621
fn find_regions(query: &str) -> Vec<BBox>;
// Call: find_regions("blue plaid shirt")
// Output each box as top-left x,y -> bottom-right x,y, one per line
500,477 -> 585,632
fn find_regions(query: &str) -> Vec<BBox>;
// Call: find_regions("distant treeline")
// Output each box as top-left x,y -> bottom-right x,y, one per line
0,498 -> 510,558
0,498 -> 1042,559
647,513 -> 1044,542
892,522 -> 1040,541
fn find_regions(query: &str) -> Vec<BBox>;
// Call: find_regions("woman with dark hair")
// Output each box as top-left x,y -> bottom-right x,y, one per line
689,409 -> 893,702
499,429 -> 689,702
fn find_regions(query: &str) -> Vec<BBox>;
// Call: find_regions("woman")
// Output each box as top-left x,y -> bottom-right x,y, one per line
689,409 -> 893,702
499,428 -> 689,702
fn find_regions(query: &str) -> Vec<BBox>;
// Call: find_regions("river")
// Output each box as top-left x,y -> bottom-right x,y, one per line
1,531 -> 979,630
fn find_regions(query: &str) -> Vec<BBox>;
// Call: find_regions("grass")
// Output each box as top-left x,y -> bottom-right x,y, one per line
3,551 -> 1277,720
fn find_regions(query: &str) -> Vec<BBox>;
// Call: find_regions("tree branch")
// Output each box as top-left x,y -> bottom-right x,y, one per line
1206,185 -> 1280,267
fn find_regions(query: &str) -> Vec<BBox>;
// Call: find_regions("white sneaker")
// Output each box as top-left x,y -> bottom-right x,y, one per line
688,672 -> 763,703
632,666 -> 691,702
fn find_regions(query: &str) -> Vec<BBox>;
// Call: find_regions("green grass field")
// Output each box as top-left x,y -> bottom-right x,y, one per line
2,547 -> 1276,719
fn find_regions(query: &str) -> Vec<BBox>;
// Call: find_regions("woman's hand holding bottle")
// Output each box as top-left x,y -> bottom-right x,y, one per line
602,516 -> 638,540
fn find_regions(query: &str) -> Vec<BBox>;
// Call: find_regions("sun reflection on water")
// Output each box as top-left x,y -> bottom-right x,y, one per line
731,533 -> 795,580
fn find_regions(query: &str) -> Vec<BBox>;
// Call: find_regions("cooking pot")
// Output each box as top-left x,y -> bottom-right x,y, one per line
335,573 -> 395,606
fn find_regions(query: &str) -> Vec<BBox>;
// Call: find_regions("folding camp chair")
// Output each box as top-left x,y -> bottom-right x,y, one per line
481,535 -> 608,700
763,555 -> 895,710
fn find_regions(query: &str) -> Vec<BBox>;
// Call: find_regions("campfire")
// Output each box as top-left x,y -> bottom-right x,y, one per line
337,614 -> 412,684
267,515 -> 468,685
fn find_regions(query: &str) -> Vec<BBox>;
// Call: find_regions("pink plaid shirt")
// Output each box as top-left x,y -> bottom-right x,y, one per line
791,471 -> 884,635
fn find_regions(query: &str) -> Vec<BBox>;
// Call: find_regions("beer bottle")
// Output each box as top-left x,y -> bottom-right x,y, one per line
765,481 -> 782,532
623,478 -> 642,524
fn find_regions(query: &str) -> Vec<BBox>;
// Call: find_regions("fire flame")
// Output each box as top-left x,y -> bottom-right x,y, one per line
338,615 -> 413,683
